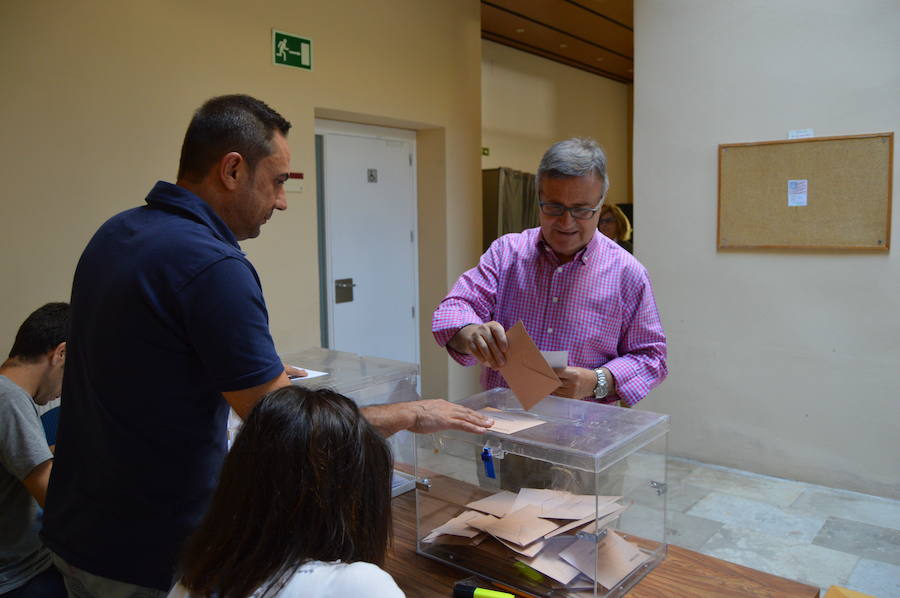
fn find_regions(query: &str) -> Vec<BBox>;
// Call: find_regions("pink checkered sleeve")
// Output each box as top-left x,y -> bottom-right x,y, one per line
604,268 -> 668,406
432,244 -> 502,367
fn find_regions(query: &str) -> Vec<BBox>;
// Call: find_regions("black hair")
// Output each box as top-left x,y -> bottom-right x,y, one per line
8,302 -> 70,361
178,386 -> 393,598
177,94 -> 292,183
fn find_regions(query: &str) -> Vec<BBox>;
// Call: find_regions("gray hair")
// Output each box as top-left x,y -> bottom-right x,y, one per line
536,137 -> 609,198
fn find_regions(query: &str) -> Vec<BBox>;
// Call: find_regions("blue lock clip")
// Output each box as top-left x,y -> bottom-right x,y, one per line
481,447 -> 496,479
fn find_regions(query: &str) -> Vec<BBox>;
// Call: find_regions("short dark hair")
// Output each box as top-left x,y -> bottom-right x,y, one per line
8,302 -> 70,361
178,386 -> 393,598
177,94 -> 292,183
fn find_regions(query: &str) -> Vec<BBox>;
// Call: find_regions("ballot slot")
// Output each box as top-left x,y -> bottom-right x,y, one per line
416,389 -> 669,598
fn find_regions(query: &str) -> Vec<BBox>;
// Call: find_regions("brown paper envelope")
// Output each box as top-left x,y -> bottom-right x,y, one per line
499,321 -> 560,410
517,537 -> 581,585
511,488 -> 568,513
427,532 -> 488,546
539,495 -> 623,520
542,502 -> 625,539
423,510 -> 483,542
473,505 -> 560,547
466,513 -> 502,532
542,515 -> 594,539
559,531 -> 649,590
512,488 -> 621,520
496,535 -> 546,557
466,490 -> 518,517
580,503 -> 629,534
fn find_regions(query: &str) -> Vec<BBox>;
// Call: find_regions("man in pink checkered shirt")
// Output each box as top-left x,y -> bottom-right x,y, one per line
432,138 -> 667,406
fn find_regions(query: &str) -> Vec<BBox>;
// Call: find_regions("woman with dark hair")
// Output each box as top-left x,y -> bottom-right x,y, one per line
167,386 -> 403,598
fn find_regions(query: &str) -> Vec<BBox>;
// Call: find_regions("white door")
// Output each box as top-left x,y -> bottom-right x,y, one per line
316,120 -> 419,365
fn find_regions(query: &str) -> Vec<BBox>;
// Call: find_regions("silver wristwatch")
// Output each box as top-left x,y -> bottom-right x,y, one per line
593,368 -> 610,399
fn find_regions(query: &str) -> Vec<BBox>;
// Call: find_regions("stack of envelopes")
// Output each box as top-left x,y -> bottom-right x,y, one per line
422,488 -> 649,591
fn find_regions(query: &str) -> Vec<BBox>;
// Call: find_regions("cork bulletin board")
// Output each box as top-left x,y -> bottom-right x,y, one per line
717,133 -> 893,250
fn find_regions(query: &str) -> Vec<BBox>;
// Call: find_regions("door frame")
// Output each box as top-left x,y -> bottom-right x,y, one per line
314,119 -> 420,366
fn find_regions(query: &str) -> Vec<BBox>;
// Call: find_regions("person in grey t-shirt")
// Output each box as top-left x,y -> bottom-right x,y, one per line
0,303 -> 69,597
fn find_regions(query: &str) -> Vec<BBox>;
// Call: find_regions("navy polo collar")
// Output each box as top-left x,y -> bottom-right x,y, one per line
144,181 -> 240,250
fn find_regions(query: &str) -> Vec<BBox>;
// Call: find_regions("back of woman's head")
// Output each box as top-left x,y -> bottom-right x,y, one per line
179,386 -> 393,598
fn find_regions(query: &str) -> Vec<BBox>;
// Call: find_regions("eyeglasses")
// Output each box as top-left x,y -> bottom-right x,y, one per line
539,201 -> 603,221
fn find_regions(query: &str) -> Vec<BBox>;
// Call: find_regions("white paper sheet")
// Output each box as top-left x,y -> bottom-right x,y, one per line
788,128 -> 815,139
788,179 -> 808,207
288,366 -> 329,380
291,365 -> 328,382
540,350 -> 568,369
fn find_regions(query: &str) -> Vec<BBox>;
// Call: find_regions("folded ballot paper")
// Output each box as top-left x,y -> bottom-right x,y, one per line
422,487 -> 645,589
474,407 -> 546,435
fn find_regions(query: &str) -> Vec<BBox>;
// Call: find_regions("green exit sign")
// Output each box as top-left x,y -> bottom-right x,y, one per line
272,30 -> 312,71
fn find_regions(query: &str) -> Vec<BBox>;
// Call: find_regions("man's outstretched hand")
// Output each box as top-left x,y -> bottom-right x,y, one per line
407,399 -> 494,434
361,399 -> 494,437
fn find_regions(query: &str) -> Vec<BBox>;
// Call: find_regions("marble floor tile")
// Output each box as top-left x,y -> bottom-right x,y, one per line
813,517 -> 900,566
665,456 -> 700,484
687,492 -> 826,542
615,503 -> 723,552
666,481 -> 712,513
792,488 -> 900,532
846,558 -> 900,598
700,524 -> 858,590
682,463 -> 807,507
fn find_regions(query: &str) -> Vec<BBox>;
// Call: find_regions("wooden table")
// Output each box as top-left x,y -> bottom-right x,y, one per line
386,493 -> 820,598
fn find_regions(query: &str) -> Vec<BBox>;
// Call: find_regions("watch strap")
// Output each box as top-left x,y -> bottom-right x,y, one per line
593,367 -> 609,399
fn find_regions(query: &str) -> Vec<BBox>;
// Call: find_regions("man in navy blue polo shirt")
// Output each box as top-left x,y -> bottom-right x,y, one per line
41,95 -> 492,597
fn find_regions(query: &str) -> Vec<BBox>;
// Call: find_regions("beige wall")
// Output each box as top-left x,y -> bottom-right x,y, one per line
0,0 -> 484,399
481,40 -> 632,205
634,0 -> 900,498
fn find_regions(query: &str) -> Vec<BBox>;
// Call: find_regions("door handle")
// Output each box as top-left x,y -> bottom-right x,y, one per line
335,278 -> 355,303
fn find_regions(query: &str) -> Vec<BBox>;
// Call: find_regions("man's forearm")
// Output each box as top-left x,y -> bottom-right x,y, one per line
360,403 -> 417,438
362,399 -> 494,437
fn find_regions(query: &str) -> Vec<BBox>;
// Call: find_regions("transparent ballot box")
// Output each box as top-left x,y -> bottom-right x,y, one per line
227,348 -> 418,494
415,388 -> 669,598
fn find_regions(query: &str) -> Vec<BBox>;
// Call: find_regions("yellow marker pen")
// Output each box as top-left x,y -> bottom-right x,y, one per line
452,581 -> 515,598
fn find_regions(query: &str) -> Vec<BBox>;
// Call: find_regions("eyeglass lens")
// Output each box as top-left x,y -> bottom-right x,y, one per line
540,203 -> 597,220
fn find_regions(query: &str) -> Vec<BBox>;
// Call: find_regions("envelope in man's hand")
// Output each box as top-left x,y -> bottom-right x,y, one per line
499,321 -> 561,410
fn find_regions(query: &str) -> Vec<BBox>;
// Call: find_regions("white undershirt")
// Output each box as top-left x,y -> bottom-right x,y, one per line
167,560 -> 405,598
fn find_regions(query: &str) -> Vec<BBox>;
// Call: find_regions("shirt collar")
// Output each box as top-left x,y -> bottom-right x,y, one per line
536,229 -> 601,265
144,181 -> 240,250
